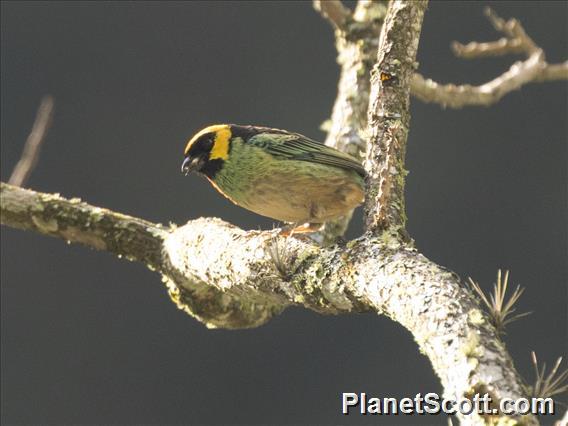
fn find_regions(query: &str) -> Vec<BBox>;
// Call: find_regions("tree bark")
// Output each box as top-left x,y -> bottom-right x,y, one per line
314,0 -> 387,245
0,180 -> 535,425
365,0 -> 426,238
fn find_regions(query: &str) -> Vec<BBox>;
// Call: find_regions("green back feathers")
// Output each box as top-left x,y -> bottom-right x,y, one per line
229,125 -> 366,178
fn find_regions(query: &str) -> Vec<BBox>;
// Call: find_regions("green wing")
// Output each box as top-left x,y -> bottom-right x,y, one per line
248,131 -> 366,177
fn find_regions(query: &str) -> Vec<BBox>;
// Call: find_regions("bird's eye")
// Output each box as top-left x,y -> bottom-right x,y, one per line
197,136 -> 213,151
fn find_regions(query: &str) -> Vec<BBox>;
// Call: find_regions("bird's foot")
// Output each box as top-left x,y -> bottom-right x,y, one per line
279,222 -> 323,237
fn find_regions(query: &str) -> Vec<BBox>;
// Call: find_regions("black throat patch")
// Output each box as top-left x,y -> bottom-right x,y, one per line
200,158 -> 224,179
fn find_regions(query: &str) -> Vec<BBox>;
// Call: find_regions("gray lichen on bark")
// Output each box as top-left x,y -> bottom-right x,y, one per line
0,181 -> 536,425
365,0 -> 426,239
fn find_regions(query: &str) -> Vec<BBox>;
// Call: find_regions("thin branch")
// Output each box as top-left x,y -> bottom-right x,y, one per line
365,0 -> 427,237
535,62 -> 568,82
0,182 -> 535,425
452,36 -> 526,59
313,0 -> 351,31
8,96 -> 54,187
411,7 -> 568,108
452,7 -> 539,58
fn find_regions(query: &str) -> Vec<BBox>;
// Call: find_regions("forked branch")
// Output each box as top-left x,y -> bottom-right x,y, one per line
0,181 -> 534,426
411,7 -> 568,108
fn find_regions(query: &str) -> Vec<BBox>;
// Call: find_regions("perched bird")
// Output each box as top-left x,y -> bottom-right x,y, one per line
181,124 -> 365,232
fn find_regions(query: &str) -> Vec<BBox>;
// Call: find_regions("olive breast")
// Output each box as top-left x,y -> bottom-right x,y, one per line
212,140 -> 364,223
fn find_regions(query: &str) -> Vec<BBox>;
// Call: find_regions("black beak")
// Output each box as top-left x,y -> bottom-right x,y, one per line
181,156 -> 203,175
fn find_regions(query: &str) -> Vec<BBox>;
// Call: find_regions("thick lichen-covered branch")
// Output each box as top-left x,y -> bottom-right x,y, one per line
1,182 -> 535,424
0,182 -> 281,329
365,0 -> 427,238
0,181 -> 166,269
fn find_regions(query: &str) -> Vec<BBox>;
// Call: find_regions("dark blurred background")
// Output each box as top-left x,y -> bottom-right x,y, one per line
1,1 -> 566,424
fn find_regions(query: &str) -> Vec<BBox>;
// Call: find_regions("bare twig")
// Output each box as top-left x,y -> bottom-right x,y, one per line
535,62 -> 568,82
468,270 -> 531,336
8,96 -> 54,187
452,7 -> 539,58
313,0 -> 351,31
531,352 -> 568,399
411,7 -> 568,108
